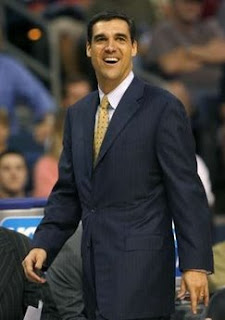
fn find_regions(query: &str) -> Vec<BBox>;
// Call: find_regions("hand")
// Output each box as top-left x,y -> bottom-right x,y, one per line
177,270 -> 209,314
158,47 -> 202,74
22,248 -> 47,283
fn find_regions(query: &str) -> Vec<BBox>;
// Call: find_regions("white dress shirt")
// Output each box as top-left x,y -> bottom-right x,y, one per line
96,71 -> 134,124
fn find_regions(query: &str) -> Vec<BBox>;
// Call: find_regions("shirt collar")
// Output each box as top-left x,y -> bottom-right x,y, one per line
98,71 -> 134,110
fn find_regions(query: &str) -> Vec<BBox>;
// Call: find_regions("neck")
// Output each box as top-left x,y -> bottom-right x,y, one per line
99,84 -> 117,95
98,70 -> 132,94
99,78 -> 122,94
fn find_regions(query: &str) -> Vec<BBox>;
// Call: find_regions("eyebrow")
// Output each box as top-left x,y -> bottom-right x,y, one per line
93,33 -> 129,41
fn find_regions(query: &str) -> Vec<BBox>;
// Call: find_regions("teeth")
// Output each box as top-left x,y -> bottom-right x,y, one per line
104,58 -> 118,62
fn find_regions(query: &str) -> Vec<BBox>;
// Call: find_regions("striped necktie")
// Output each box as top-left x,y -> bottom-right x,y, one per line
94,95 -> 109,164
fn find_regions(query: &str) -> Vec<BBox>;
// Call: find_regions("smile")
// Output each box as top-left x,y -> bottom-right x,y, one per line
104,57 -> 119,64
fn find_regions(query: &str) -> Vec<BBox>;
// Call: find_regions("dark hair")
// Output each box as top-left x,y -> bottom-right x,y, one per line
87,11 -> 136,43
0,150 -> 27,165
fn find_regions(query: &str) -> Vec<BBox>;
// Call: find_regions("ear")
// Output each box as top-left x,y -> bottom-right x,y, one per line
86,42 -> 91,57
131,40 -> 138,57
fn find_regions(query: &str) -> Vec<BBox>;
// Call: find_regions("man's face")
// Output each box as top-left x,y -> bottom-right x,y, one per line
0,154 -> 27,197
86,18 -> 137,93
174,0 -> 203,24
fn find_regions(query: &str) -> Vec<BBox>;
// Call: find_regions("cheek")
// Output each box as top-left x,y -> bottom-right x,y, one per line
91,56 -> 103,72
18,169 -> 27,178
2,175 -> 10,184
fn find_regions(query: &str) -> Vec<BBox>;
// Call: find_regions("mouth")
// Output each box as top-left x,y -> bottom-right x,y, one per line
103,57 -> 119,65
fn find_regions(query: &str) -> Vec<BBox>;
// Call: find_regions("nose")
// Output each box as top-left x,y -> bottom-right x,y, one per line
105,39 -> 116,53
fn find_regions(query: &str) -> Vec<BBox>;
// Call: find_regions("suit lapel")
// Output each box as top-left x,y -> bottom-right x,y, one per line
95,77 -> 145,167
0,228 -> 16,299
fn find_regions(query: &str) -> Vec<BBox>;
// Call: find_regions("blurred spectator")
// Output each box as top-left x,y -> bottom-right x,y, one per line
0,226 -> 61,319
0,51 -> 55,133
32,110 -> 65,198
62,75 -> 91,108
8,114 -> 55,176
48,17 -> 85,81
146,0 -> 225,183
0,25 -> 55,133
146,0 -> 225,101
0,150 -> 28,198
46,224 -> 86,320
0,109 -> 10,154
21,1 -> 91,86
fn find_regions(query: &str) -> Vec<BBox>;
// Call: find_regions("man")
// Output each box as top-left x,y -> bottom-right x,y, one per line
0,227 -> 61,320
23,11 -> 213,320
0,150 -> 28,198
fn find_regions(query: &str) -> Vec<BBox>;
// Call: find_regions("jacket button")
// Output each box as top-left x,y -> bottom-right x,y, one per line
91,209 -> 95,213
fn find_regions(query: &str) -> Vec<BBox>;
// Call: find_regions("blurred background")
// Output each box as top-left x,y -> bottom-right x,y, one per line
1,1 -> 225,319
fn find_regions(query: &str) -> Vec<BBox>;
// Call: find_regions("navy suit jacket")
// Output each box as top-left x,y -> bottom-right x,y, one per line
33,76 -> 213,319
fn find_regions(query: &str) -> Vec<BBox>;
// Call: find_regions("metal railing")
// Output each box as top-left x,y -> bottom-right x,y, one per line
0,0 -> 61,106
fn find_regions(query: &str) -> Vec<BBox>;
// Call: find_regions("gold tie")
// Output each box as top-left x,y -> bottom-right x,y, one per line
94,95 -> 109,163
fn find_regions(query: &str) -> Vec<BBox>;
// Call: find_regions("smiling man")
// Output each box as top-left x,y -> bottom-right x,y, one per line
86,17 -> 137,93
23,11 -> 213,320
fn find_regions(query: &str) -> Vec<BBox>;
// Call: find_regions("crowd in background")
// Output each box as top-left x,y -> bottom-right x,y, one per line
0,0 -> 225,214
1,2 -> 225,320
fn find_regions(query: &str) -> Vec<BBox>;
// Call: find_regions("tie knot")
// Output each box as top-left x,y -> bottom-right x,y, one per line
100,95 -> 109,110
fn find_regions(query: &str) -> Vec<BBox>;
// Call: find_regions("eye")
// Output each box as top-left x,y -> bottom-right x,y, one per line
115,33 -> 128,42
95,36 -> 107,43
117,36 -> 126,42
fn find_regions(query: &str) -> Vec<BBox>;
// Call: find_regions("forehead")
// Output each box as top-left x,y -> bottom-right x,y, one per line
92,19 -> 130,37
0,154 -> 25,167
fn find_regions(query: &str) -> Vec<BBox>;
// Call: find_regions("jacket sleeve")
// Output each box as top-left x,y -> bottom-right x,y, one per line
156,96 -> 213,272
32,108 -> 82,266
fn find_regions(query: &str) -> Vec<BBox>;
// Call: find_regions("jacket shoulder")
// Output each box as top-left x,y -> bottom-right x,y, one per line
69,91 -> 98,113
142,80 -> 182,106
